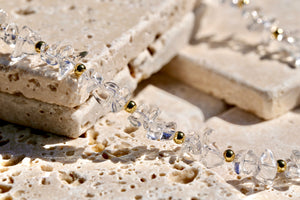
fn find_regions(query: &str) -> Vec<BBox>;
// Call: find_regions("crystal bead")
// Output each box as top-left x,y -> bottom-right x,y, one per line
146,122 -> 165,140
84,70 -> 103,92
180,131 -> 202,161
291,150 -> 300,167
202,144 -> 224,169
11,26 -> 41,62
255,149 -> 277,185
143,106 -> 160,130
0,9 -> 8,25
3,23 -> 19,47
56,44 -> 75,80
127,104 -> 149,127
285,161 -> 300,181
57,59 -> 74,80
161,121 -> 176,140
201,128 -> 224,168
40,42 -> 59,65
233,150 -> 258,175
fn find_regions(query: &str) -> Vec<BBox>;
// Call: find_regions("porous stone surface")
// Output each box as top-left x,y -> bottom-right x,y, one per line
0,0 -> 196,107
0,79 -> 243,200
205,107 -> 300,199
164,0 -> 300,120
0,12 -> 195,138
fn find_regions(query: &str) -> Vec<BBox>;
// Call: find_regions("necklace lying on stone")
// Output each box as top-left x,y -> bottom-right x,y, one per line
1,6 -> 300,187
221,0 -> 300,68
0,9 -> 88,81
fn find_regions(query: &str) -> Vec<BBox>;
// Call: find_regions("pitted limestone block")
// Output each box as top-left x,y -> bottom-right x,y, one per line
205,107 -> 300,198
137,72 -> 228,120
0,13 -> 194,138
0,0 -> 196,107
164,0 -> 300,120
0,87 -> 242,199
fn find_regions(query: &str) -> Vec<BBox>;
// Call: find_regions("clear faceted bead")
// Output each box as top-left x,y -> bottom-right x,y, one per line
180,131 -> 202,161
11,26 -> 41,62
285,161 -> 300,181
3,23 -> 19,47
161,121 -> 176,140
128,104 -> 149,127
291,150 -> 300,167
56,44 -> 75,80
40,43 -> 59,65
233,150 -> 258,175
202,144 -> 224,169
146,122 -> 165,140
57,59 -> 74,80
143,106 -> 160,130
255,149 -> 277,185
111,88 -> 130,113
85,70 -> 103,92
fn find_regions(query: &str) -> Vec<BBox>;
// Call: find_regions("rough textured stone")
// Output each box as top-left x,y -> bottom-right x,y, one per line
164,0 -> 300,120
0,0 -> 196,107
0,81 -> 243,200
0,12 -> 195,138
205,107 -> 300,198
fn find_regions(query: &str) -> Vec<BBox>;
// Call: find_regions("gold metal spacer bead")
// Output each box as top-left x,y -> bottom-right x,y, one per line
124,100 -> 137,113
277,159 -> 287,173
271,27 -> 284,41
237,0 -> 250,8
35,41 -> 47,53
173,131 -> 185,144
223,149 -> 235,162
74,63 -> 87,77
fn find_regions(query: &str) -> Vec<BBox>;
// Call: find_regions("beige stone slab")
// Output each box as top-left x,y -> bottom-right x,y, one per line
163,0 -> 300,120
0,85 -> 243,200
0,13 -> 195,138
136,72 -> 228,120
205,107 -> 300,198
0,0 -> 196,107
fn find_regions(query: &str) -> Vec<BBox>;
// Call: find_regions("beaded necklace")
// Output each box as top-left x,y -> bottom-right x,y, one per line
0,2 -> 300,187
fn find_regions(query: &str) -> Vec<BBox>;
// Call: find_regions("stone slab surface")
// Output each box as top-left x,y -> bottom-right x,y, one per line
164,0 -> 300,120
0,0 -> 196,107
205,107 -> 300,199
0,81 -> 243,200
0,13 -> 194,138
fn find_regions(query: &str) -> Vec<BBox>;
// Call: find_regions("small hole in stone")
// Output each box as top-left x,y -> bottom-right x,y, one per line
87,35 -> 93,39
140,178 -> 146,182
135,195 -> 142,200
151,174 -> 157,179
106,44 -> 111,48
130,185 -> 135,189
159,173 -> 166,177
121,188 -> 126,192
66,151 -> 75,156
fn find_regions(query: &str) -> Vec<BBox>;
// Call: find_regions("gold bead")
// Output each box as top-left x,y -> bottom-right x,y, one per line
35,41 -> 47,53
237,0 -> 250,8
277,159 -> 287,173
124,100 -> 137,113
271,27 -> 284,41
173,131 -> 185,144
74,63 -> 86,77
223,149 -> 235,162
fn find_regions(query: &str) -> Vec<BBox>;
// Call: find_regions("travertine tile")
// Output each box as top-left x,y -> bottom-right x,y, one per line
164,0 -> 300,120
0,84 -> 242,200
205,107 -> 300,198
137,72 -> 228,120
0,0 -> 196,107
0,11 -> 195,138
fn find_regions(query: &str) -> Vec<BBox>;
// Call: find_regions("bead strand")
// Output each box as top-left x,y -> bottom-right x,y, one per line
0,9 -> 87,80
221,0 -> 300,68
